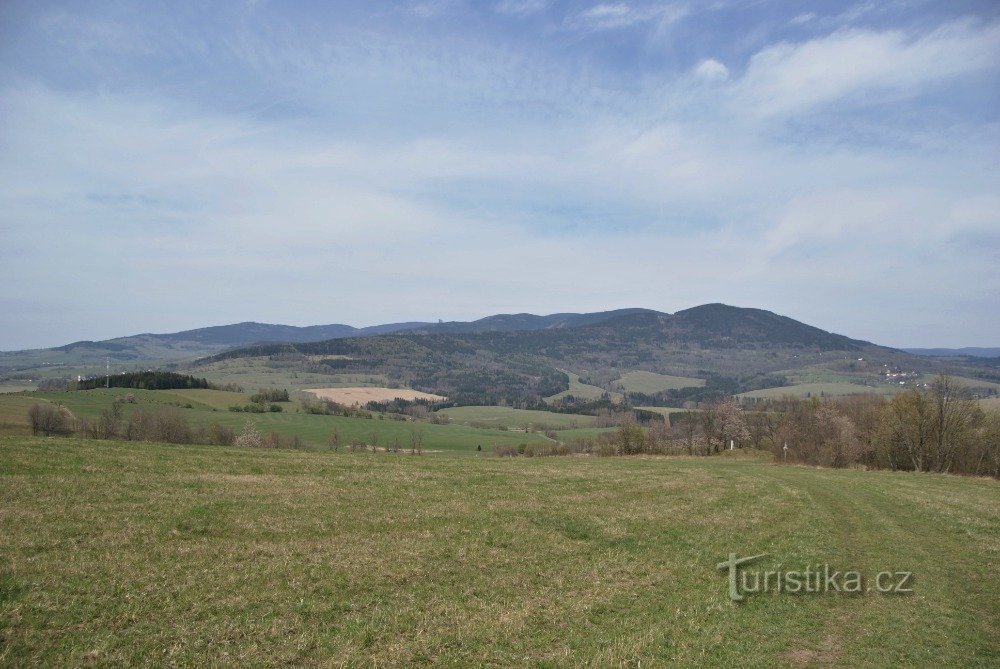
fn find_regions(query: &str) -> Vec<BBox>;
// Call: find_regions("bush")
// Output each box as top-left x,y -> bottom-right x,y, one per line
28,403 -> 69,436
204,422 -> 235,446
121,408 -> 191,444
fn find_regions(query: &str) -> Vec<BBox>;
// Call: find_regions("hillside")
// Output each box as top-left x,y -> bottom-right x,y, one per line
196,305 -> 958,406
6,304 -> 996,403
0,321 -> 432,369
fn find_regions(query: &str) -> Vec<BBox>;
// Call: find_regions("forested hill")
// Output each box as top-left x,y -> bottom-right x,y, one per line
197,304 -> 928,405
209,304 -> 879,364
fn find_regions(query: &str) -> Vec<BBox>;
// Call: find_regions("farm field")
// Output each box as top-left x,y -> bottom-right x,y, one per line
918,374 -> 1000,393
0,437 -> 996,666
304,387 -> 447,405
636,406 -> 690,420
545,370 -> 623,403
192,357 -> 390,391
435,406 -> 596,430
979,397 -> 1000,411
0,389 -> 546,454
738,382 -> 896,400
549,426 -> 618,441
614,371 -> 705,394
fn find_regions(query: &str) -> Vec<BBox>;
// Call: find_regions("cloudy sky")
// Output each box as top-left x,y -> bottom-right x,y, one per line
1,0 -> 998,350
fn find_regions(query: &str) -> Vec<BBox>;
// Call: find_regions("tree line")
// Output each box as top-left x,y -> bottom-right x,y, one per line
494,375 -> 999,478
74,371 -> 210,391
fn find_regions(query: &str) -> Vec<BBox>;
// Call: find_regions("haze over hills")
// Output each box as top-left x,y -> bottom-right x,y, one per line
904,347 -> 1000,358
0,308 -> 668,365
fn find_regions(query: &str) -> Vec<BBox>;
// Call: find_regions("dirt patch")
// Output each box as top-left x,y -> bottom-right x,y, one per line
784,625 -> 845,666
304,387 -> 447,406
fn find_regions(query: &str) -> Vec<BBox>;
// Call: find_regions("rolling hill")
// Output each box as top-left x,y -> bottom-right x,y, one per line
195,304 -> 962,406
5,304 -> 996,405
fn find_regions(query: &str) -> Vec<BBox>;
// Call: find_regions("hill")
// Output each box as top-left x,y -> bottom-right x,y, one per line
6,305 -> 996,403
196,304 -> 952,406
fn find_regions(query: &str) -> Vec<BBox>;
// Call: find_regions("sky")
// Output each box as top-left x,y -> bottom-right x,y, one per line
1,0 -> 998,350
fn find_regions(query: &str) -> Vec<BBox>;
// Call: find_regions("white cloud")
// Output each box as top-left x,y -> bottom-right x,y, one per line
1,5 -> 998,348
735,19 -> 1000,117
566,3 -> 686,32
494,0 -> 548,17
694,58 -> 729,81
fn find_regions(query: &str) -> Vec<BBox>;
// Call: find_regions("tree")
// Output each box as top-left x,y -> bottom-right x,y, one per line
928,374 -> 980,473
615,420 -> 646,455
675,410 -> 699,455
327,428 -> 341,451
235,419 -> 264,448
28,403 -> 67,436
92,402 -> 123,440
410,427 -> 424,455
875,375 -> 980,473
717,400 -> 750,450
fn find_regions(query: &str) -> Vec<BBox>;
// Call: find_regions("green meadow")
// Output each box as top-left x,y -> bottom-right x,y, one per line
545,370 -> 622,403
0,389 -> 550,454
614,371 -> 705,394
738,382 -> 896,400
0,437 -> 996,667
435,405 -> 598,430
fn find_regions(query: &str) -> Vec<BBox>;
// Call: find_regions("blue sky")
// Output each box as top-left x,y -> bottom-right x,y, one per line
1,0 -> 998,349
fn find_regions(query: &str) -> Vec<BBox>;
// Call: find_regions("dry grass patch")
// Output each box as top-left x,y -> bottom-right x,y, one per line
304,387 -> 446,405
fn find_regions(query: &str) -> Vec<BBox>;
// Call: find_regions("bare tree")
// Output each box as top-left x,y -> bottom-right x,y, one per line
28,403 -> 67,436
410,427 -> 424,455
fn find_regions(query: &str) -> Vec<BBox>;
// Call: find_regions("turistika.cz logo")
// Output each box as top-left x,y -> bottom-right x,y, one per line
717,553 -> 913,602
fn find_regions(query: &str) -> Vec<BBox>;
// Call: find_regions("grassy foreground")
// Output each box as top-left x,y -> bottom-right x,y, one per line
1,437 -> 997,667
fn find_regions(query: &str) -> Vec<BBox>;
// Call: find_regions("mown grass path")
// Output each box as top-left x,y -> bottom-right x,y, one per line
1,437 -> 997,667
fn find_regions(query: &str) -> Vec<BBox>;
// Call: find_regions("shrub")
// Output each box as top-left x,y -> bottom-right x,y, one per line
204,422 -> 235,446
27,403 -> 68,436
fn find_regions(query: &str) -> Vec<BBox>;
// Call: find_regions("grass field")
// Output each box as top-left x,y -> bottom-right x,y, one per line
545,370 -> 623,403
919,374 -> 1000,393
738,383 -> 896,400
192,357 -> 390,391
436,406 -> 597,430
0,437 -> 996,666
615,371 -> 705,394
305,387 -> 447,405
0,389 -> 548,454
637,406 -> 690,420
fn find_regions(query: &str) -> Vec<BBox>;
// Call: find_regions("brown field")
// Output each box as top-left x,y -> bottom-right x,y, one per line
304,387 -> 447,405
980,396 -> 1000,411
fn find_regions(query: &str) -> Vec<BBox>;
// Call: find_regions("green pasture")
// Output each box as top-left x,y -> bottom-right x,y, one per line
0,437 -> 996,666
